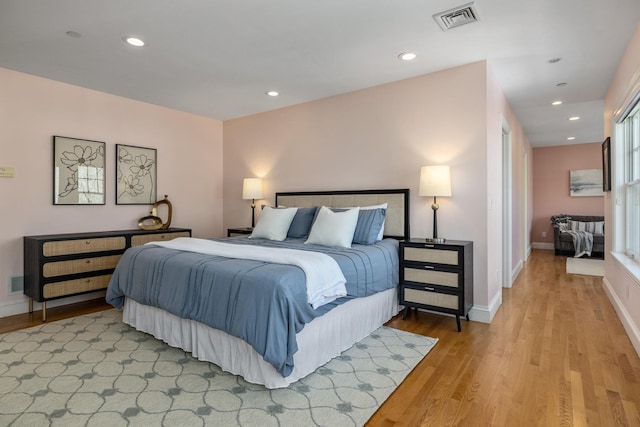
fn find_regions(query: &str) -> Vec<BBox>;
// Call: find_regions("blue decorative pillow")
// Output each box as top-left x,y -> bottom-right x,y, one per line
287,207 -> 318,238
352,208 -> 386,245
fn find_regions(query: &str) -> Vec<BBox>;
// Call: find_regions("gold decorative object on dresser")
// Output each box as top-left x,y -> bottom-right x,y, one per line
23,228 -> 191,321
399,239 -> 473,331
137,195 -> 173,230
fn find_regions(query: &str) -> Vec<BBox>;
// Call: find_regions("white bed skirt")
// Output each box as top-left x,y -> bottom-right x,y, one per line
122,287 -> 399,389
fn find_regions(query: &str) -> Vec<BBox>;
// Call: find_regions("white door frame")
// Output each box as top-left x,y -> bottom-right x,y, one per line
522,151 -> 529,261
502,117 -> 513,288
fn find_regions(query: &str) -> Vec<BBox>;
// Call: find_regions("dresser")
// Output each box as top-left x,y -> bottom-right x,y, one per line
399,239 -> 473,331
23,228 -> 191,321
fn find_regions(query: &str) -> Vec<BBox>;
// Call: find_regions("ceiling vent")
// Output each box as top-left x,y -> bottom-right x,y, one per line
433,2 -> 479,31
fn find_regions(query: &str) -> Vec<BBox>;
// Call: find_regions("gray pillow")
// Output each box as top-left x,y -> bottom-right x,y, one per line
287,207 -> 318,238
352,208 -> 386,245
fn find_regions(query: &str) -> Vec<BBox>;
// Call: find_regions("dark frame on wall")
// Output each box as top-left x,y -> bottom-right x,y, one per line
116,144 -> 157,205
602,137 -> 611,192
53,135 -> 106,205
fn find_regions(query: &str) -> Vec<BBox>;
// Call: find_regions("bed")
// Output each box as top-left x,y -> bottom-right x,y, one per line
106,189 -> 410,389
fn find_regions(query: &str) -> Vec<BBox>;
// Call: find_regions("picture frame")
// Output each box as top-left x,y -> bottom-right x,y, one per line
53,135 -> 106,205
116,144 -> 157,205
602,136 -> 611,192
569,169 -> 604,197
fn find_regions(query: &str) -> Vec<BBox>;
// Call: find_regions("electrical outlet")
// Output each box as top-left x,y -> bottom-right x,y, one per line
541,231 -> 547,238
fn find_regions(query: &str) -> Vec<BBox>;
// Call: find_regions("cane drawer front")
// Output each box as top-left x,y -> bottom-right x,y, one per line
131,230 -> 191,246
43,275 -> 112,299
42,237 -> 126,257
403,246 -> 460,266
402,286 -> 459,311
403,266 -> 460,289
42,255 -> 122,278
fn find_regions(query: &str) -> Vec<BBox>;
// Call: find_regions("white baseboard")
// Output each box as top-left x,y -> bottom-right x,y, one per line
0,291 -> 106,319
602,277 -> 640,357
532,242 -> 554,250
512,260 -> 523,283
468,290 -> 502,324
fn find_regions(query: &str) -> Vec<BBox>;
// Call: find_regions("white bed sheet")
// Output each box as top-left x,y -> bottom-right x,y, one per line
122,287 -> 399,389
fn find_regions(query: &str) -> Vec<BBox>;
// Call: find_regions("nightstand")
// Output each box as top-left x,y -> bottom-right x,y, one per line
227,227 -> 253,237
399,239 -> 473,331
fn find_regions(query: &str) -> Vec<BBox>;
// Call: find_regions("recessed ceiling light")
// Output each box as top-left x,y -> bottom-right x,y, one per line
548,57 -> 562,63
266,91 -> 279,97
567,137 -> 576,140
556,82 -> 567,87
398,52 -> 417,61
569,116 -> 580,121
123,36 -> 145,47
66,30 -> 82,38
552,100 -> 563,106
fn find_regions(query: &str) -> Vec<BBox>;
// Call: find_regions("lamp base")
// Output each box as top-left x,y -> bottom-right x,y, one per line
425,237 -> 446,244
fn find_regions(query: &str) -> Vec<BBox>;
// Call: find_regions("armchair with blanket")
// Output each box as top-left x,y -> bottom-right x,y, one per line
551,214 -> 604,258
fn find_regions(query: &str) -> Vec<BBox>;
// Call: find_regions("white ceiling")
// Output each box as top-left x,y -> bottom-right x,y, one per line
1,0 -> 639,147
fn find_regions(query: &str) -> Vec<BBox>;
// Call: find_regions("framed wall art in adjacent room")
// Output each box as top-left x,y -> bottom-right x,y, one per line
602,136 -> 611,192
116,144 -> 157,205
569,168 -> 604,197
53,135 -> 106,205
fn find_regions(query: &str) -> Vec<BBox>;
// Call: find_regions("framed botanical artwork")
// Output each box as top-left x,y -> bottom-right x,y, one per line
53,135 -> 106,205
602,137 -> 611,192
116,144 -> 157,205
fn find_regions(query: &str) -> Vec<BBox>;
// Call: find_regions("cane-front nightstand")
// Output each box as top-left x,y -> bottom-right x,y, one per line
399,239 -> 473,331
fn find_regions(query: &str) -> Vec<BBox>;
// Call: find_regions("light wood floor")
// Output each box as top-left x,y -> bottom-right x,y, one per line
372,250 -> 640,426
2,250 -> 639,426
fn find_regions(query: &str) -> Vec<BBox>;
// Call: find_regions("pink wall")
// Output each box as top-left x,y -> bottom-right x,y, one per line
223,61 -> 532,320
0,68 -> 224,316
531,143 -> 604,244
486,63 -> 533,293
604,21 -> 640,354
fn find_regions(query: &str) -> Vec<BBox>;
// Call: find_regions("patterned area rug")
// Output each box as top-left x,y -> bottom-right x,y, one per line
0,309 -> 437,426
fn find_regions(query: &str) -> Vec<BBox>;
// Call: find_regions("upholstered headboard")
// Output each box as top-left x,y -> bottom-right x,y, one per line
275,189 -> 410,240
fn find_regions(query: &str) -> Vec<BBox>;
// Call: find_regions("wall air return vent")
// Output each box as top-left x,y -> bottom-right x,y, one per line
433,2 -> 479,31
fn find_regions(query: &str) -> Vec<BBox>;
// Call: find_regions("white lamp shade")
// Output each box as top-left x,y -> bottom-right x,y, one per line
242,178 -> 264,200
419,165 -> 451,197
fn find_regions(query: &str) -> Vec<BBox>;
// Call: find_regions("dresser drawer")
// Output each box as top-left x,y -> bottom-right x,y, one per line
131,231 -> 191,246
42,237 -> 126,257
403,267 -> 459,288
42,255 -> 122,278
43,274 -> 112,298
403,246 -> 459,266
404,287 -> 458,310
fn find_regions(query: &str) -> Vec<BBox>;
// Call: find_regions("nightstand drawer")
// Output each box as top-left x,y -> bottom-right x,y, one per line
404,288 -> 458,310
131,231 -> 191,246
43,255 -> 122,278
403,246 -> 458,266
403,267 -> 459,288
43,237 -> 126,257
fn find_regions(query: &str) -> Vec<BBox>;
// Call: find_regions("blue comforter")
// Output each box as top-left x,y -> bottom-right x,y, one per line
106,237 -> 398,376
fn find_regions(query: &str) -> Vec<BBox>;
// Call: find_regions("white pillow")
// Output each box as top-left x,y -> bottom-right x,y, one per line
305,206 -> 360,248
249,206 -> 298,241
